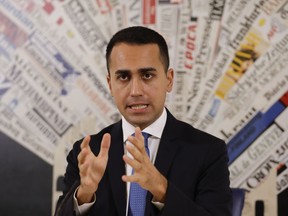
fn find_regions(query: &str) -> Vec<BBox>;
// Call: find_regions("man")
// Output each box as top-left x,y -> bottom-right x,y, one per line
55,26 -> 232,216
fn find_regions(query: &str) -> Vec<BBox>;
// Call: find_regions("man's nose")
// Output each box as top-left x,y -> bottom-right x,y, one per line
130,77 -> 143,96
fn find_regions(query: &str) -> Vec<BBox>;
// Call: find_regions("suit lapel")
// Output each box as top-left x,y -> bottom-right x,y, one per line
107,121 -> 126,216
146,111 -> 181,215
154,110 -> 181,177
107,111 -> 182,216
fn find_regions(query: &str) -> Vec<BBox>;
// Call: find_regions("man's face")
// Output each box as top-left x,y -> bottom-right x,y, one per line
107,43 -> 173,129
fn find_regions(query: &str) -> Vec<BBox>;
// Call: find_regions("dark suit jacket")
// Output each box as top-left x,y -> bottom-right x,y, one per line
55,109 -> 232,216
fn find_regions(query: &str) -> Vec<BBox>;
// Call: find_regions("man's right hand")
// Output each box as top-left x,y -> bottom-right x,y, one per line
76,133 -> 111,204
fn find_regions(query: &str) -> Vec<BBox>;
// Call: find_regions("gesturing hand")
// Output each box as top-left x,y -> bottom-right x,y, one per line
122,127 -> 167,202
77,133 -> 111,204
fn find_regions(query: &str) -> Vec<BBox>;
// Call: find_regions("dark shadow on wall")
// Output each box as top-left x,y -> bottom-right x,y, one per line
0,132 -> 52,216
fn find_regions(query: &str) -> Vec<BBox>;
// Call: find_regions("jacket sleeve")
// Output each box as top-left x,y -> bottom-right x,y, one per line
54,140 -> 82,216
159,140 -> 232,216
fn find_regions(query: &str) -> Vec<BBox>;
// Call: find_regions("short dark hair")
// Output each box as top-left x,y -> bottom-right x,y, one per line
106,26 -> 170,72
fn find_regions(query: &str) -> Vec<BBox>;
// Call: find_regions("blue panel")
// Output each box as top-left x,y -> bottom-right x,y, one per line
227,101 -> 285,164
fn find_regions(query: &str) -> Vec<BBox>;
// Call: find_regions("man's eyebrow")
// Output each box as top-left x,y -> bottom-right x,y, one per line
114,68 -> 156,74
114,69 -> 131,75
138,67 -> 157,73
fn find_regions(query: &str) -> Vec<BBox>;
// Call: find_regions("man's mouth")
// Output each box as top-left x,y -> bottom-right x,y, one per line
129,104 -> 148,109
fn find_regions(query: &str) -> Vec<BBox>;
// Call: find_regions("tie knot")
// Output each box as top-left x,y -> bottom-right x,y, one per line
131,132 -> 151,147
141,132 -> 151,148
141,132 -> 151,140
131,132 -> 151,139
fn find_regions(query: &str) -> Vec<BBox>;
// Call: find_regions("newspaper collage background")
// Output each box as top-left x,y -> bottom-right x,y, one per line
0,0 -> 287,214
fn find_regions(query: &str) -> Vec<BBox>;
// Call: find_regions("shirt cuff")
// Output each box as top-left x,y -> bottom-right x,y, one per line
73,186 -> 96,216
152,200 -> 165,210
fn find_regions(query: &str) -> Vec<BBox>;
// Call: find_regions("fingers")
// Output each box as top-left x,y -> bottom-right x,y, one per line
78,133 -> 111,167
123,127 -> 151,186
98,133 -> 111,158
124,127 -> 150,171
80,135 -> 91,151
78,135 -> 91,164
134,127 -> 143,140
125,141 -> 145,163
123,153 -> 142,171
122,173 -> 137,183
127,127 -> 145,153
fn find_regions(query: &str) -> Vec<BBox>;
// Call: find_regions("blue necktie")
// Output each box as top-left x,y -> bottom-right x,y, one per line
128,132 -> 151,216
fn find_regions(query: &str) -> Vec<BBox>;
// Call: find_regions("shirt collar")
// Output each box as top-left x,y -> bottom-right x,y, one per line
122,108 -> 167,142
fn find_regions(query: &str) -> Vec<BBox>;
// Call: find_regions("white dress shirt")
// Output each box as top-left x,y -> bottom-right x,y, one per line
74,109 -> 167,215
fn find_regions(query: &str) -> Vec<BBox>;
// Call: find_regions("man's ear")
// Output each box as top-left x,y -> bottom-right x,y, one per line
166,68 -> 174,92
107,74 -> 113,96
